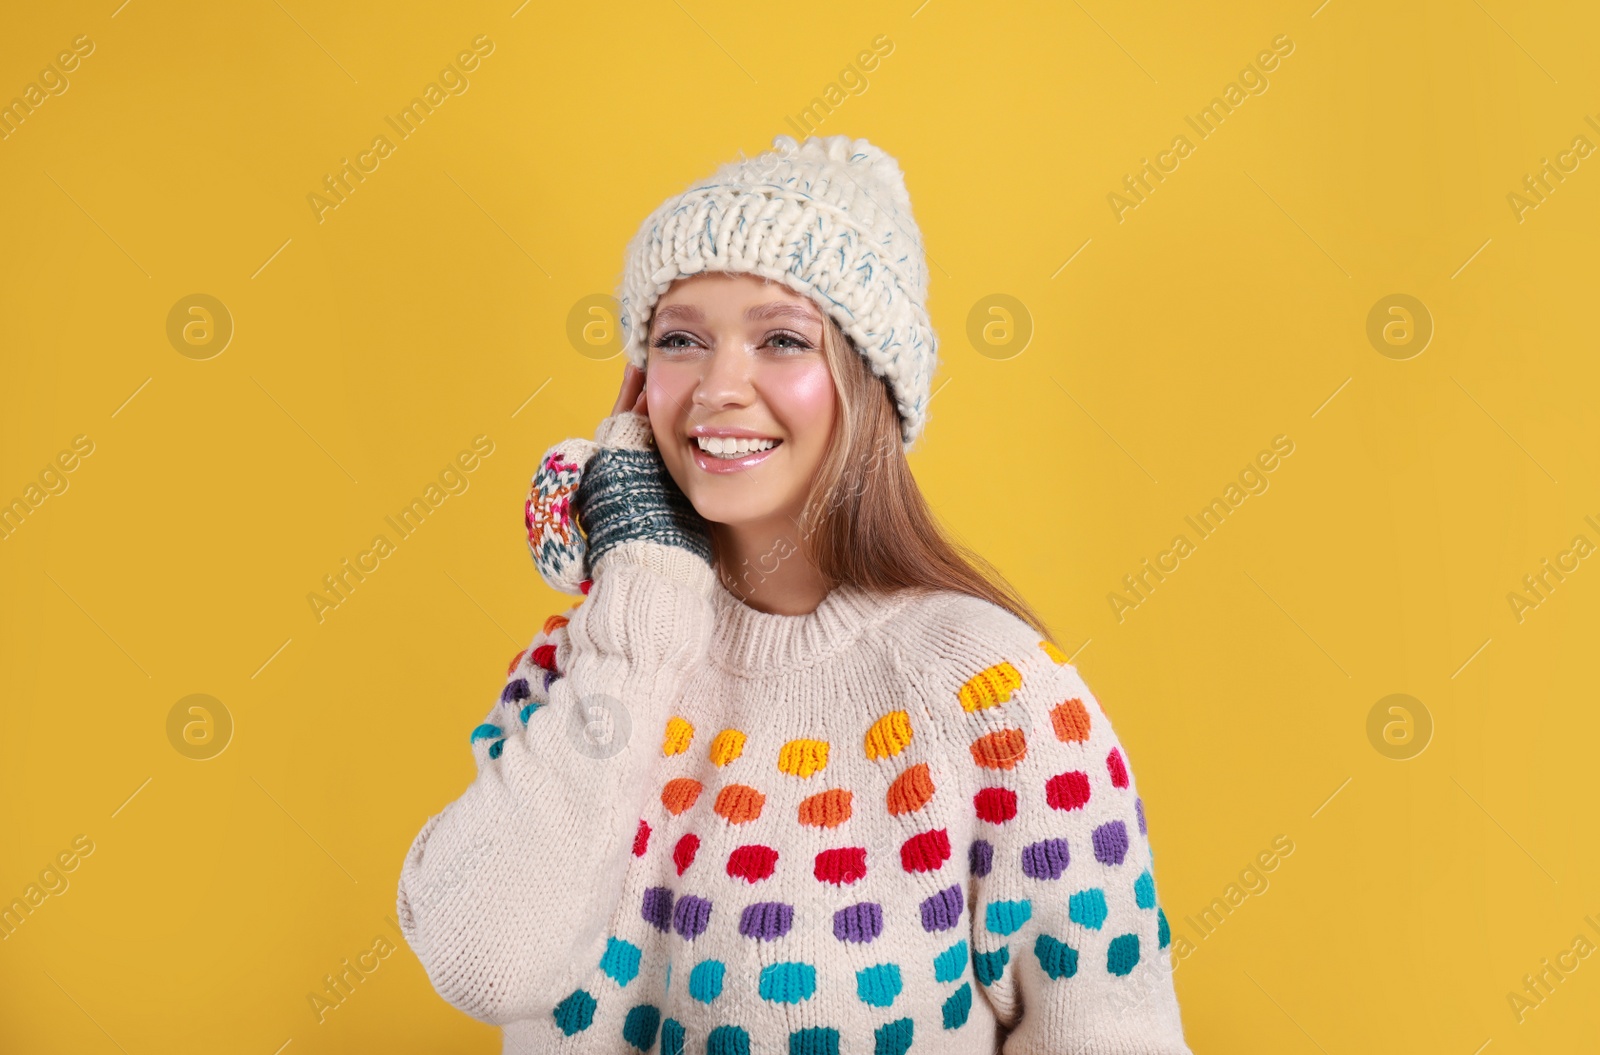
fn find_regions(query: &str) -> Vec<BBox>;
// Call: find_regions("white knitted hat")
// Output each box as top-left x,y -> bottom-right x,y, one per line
616,134 -> 938,449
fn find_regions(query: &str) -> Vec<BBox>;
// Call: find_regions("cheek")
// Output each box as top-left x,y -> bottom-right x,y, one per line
769,362 -> 836,441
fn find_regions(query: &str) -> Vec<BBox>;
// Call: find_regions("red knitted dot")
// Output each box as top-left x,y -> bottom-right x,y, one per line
673,833 -> 700,876
727,844 -> 779,883
1045,770 -> 1092,811
579,578 -> 593,594
632,819 -> 650,857
973,787 -> 1018,824
1107,747 -> 1129,788
532,644 -> 558,672
900,829 -> 952,873
814,847 -> 868,885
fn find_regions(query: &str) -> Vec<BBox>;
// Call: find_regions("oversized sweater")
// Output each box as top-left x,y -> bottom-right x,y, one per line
396,532 -> 1192,1054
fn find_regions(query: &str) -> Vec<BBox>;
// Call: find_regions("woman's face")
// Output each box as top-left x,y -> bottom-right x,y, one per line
644,271 -> 837,531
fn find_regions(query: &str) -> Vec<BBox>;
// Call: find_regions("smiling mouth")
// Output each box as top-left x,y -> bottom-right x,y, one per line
693,436 -> 781,459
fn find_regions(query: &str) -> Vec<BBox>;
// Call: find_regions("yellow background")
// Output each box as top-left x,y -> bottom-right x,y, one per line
2,0 -> 1597,1052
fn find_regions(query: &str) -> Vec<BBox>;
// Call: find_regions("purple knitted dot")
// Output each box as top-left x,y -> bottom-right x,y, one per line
919,884 -> 964,932
672,894 -> 713,939
543,669 -> 560,692
1093,821 -> 1130,866
969,839 -> 994,878
641,886 -> 674,932
500,678 -> 530,705
1135,798 -> 1147,835
738,901 -> 793,941
1020,838 -> 1071,880
832,902 -> 883,943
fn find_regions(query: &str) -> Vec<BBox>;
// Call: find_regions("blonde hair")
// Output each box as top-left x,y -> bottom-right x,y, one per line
714,307 -> 1055,643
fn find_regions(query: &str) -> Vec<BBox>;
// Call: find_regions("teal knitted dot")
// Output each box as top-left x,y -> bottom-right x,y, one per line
599,936 -> 642,986
660,1018 -> 686,1055
621,1004 -> 660,1051
689,958 -> 726,1003
1135,870 -> 1156,909
1107,933 -> 1141,976
873,1017 -> 914,1055
759,962 -> 817,1004
1158,907 -> 1171,948
974,945 -> 1010,986
986,899 -> 1032,936
855,963 -> 902,1007
707,1024 -> 751,1055
933,939 -> 969,983
470,722 -> 502,743
941,981 -> 973,1029
789,1026 -> 841,1055
1034,934 -> 1079,980
1069,888 -> 1108,930
488,738 -> 505,759
519,701 -> 543,723
552,988 -> 597,1035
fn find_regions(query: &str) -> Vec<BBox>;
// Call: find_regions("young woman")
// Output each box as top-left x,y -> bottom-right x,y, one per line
397,135 -> 1191,1054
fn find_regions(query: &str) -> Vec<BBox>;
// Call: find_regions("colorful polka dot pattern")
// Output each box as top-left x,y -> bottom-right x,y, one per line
477,621 -> 1173,1048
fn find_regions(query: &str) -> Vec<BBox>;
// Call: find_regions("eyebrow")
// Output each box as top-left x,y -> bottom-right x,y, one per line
651,302 -> 822,327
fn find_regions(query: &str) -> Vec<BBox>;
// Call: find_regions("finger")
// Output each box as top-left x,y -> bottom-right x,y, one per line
612,363 -> 643,415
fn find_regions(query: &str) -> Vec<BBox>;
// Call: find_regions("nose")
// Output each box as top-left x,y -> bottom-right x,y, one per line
692,338 -> 756,412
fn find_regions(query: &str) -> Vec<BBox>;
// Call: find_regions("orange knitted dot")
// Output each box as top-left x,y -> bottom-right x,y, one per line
958,662 -> 1022,713
777,738 -> 830,778
798,788 -> 853,828
714,784 -> 766,825
506,649 -> 527,676
1050,697 -> 1092,742
661,778 -> 702,815
1039,639 -> 1068,664
543,613 -> 570,636
970,728 -> 1028,770
886,762 -> 935,816
709,728 -> 747,767
864,711 -> 913,761
663,717 -> 695,756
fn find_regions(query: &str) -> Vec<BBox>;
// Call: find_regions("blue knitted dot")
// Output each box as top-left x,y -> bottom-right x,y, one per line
985,899 -> 1032,936
1034,934 -> 1079,980
660,1018 -> 686,1055
519,701 -> 543,723
707,1024 -> 751,1055
941,981 -> 973,1029
1069,888 -> 1108,930
688,959 -> 725,1003
470,722 -> 502,743
789,1026 -> 840,1055
759,962 -> 817,1004
974,946 -> 1010,986
1158,907 -> 1171,948
933,939 -> 968,983
552,988 -> 597,1035
621,1003 -> 660,1051
488,738 -> 505,759
1135,870 -> 1156,909
855,963 -> 902,1007
873,1017 -> 914,1055
1107,933 -> 1140,976
599,936 -> 642,986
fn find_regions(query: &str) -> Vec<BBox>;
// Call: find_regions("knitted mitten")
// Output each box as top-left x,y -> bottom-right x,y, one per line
525,411 -> 712,594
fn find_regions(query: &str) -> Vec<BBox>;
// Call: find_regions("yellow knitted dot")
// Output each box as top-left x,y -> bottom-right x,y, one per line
864,710 -> 913,761
1039,639 -> 1068,664
709,728 -> 747,767
777,738 -> 830,778
958,661 -> 1022,713
663,717 -> 695,756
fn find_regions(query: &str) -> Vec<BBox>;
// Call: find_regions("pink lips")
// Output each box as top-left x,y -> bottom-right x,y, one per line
690,438 -> 781,474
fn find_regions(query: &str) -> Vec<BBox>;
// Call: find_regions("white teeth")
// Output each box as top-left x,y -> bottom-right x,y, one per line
696,436 -> 777,458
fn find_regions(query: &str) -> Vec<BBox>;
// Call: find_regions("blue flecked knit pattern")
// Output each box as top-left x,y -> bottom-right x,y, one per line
616,134 -> 939,450
575,447 -> 713,576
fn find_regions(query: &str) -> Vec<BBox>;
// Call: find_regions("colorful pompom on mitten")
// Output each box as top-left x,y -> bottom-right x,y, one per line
524,412 -> 713,594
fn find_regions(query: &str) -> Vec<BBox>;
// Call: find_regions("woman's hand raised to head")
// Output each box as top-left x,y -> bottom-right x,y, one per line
611,362 -> 648,418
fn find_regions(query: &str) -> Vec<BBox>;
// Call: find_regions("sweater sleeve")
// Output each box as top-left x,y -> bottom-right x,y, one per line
395,537 -> 716,1026
930,602 -> 1192,1054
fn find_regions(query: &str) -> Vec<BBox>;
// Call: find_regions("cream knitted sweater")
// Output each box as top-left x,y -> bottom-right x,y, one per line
396,423 -> 1191,1054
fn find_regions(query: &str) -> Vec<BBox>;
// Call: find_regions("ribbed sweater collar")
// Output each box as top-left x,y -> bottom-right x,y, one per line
707,579 -> 916,674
